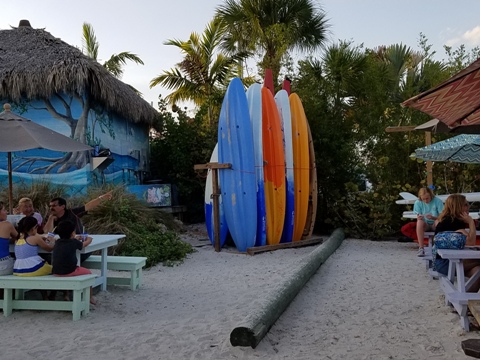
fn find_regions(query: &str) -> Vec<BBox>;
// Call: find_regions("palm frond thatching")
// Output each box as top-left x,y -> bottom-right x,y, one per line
0,21 -> 157,124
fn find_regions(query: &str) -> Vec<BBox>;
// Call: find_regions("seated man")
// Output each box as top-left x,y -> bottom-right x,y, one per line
43,191 -> 113,262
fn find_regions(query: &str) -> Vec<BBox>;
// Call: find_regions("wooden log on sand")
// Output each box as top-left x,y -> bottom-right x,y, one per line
230,228 -> 345,348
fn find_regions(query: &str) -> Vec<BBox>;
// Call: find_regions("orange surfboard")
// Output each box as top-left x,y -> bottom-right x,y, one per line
302,121 -> 318,239
289,93 -> 309,241
262,87 -> 286,245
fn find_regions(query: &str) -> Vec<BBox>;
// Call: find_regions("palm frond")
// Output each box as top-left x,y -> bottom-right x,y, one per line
82,22 -> 99,60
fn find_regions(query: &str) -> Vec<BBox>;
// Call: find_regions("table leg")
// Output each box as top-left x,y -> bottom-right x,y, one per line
100,249 -> 108,291
466,268 -> 480,292
455,260 -> 466,293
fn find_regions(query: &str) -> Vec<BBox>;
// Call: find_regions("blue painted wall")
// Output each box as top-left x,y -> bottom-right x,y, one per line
0,93 -> 150,195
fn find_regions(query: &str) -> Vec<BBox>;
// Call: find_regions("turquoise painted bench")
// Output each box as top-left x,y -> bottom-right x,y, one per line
0,274 -> 96,321
82,255 -> 147,291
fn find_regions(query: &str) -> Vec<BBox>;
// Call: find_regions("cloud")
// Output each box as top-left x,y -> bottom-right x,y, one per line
445,26 -> 480,47
463,26 -> 480,46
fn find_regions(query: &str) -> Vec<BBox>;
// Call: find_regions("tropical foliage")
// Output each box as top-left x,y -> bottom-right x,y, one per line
82,22 -> 145,92
150,97 -> 216,223
215,0 -> 329,87
150,19 -> 251,126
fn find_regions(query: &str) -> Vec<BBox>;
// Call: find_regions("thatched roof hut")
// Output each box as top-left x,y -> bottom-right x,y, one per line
0,20 -> 158,125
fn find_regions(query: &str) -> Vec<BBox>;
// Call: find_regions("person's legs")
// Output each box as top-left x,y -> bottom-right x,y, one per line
0,256 -> 14,275
54,267 -> 95,304
416,220 -> 427,256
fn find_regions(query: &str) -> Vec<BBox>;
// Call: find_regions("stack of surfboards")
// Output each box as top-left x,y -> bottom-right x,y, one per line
204,77 -> 317,252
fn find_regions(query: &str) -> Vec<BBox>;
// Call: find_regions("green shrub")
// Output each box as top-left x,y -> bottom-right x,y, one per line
119,222 -> 195,267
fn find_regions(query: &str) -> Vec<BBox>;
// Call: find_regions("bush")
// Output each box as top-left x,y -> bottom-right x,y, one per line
119,222 -> 194,267
80,186 -> 195,266
329,182 -> 399,239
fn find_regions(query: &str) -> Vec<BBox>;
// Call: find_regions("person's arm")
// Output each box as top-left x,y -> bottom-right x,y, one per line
413,200 -> 424,220
84,190 -> 113,212
8,223 -> 18,241
32,234 -> 54,252
461,214 -> 477,246
81,236 -> 92,249
43,214 -> 56,233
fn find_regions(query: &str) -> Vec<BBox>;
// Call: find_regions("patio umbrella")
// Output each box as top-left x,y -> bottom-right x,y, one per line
0,103 -> 92,213
413,134 -> 480,163
403,58 -> 480,127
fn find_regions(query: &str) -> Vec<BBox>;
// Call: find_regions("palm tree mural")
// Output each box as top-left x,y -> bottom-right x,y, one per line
215,0 -> 329,87
149,18 -> 250,126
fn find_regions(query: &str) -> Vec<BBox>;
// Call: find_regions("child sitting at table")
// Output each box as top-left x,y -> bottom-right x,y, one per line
13,216 -> 53,276
52,220 -> 96,305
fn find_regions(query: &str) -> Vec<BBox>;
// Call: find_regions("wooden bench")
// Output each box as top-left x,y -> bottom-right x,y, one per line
0,274 -> 96,321
445,292 -> 480,331
82,256 -> 147,291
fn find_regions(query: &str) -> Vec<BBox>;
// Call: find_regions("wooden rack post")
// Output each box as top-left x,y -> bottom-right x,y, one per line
194,161 -> 231,252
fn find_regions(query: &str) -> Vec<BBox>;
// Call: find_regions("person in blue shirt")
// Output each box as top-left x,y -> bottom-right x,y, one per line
414,187 -> 444,257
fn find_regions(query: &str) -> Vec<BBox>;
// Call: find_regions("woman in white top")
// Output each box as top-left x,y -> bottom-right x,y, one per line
14,197 -> 43,233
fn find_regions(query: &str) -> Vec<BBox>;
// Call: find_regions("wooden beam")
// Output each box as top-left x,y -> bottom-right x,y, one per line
385,126 -> 417,133
246,237 -> 324,255
194,162 -> 231,171
425,132 -> 433,186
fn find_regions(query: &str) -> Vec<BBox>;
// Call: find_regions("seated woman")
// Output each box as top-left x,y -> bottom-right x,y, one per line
434,194 -> 480,291
0,201 -> 18,275
414,187 -> 444,256
13,216 -> 53,276
14,197 -> 44,234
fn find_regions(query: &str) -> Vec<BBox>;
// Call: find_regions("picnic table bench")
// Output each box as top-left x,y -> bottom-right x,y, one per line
82,255 -> 147,291
0,274 -> 96,321
437,248 -> 480,331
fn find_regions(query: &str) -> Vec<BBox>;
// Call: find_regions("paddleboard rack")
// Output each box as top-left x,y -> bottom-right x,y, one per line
194,161 -> 232,252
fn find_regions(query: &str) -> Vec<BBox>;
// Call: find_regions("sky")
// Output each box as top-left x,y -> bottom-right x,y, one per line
2,0 -> 480,109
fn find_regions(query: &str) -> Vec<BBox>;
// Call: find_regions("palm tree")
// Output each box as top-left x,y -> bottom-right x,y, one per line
82,22 -> 144,83
149,18 -> 250,126
215,0 -> 329,87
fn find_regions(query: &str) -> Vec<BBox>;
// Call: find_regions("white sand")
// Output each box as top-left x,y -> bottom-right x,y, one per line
3,225 -> 480,360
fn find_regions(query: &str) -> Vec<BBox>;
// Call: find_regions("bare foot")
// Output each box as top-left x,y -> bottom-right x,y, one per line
90,297 -> 97,305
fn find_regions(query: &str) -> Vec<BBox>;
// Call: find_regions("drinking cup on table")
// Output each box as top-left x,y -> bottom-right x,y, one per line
46,232 -> 56,243
80,233 -> 88,242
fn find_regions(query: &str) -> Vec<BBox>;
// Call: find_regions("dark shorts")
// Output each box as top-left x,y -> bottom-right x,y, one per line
434,258 -> 450,276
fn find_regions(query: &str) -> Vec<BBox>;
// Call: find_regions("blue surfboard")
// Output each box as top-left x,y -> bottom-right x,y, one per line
218,78 -> 257,252
275,90 -> 295,243
204,143 -> 228,247
246,83 -> 267,247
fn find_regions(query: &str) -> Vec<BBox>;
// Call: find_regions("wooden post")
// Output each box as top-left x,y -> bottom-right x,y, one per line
194,162 -> 232,252
211,167 -> 221,252
8,152 -> 13,214
425,131 -> 433,186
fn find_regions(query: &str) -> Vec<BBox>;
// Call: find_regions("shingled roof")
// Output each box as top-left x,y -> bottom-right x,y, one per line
0,20 -> 158,125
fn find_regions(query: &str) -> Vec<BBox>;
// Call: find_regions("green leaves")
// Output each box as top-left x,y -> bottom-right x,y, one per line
150,19 -> 249,126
